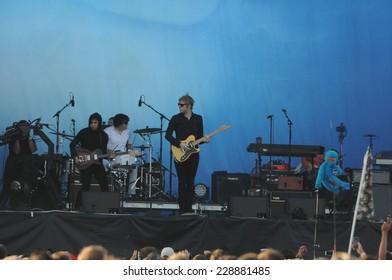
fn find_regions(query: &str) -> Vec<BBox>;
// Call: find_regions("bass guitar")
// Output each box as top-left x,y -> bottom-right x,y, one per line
75,148 -> 141,170
171,125 -> 231,162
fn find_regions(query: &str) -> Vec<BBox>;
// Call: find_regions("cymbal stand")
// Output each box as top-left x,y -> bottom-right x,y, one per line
136,133 -> 154,199
111,168 -> 129,211
138,98 -> 171,194
137,146 -> 147,199
147,134 -> 153,198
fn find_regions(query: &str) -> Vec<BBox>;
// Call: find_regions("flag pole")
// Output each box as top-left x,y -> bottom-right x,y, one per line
347,146 -> 373,255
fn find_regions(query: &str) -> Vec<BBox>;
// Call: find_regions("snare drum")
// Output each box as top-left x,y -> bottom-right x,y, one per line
111,154 -> 136,170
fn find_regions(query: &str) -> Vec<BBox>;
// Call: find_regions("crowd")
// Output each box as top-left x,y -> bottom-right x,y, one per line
1,218 -> 391,260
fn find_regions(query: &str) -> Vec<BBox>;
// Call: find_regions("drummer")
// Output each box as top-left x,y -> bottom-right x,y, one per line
104,113 -> 137,196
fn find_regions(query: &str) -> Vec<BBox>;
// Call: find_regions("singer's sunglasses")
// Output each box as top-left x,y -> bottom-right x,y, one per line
178,103 -> 187,107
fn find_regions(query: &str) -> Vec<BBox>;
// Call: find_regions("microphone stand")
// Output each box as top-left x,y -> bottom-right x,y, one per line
283,110 -> 293,170
52,100 -> 72,154
267,115 -> 274,218
71,119 -> 76,137
140,100 -> 175,197
336,123 -> 347,168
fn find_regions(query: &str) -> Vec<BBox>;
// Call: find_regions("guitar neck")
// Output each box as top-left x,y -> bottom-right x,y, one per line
100,150 -> 135,159
193,128 -> 226,146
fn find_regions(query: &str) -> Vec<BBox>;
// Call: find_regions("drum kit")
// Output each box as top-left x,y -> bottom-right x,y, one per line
108,127 -> 169,201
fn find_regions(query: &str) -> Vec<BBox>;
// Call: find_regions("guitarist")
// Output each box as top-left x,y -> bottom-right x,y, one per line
165,94 -> 210,215
70,112 -> 111,208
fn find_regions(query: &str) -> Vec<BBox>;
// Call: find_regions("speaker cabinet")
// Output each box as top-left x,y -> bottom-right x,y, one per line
211,172 -> 250,203
68,173 -> 113,206
81,191 -> 120,213
287,197 -> 326,219
269,196 -> 325,220
373,185 -> 392,220
277,176 -> 303,190
229,196 -> 269,218
270,200 -> 287,219
353,169 -> 391,185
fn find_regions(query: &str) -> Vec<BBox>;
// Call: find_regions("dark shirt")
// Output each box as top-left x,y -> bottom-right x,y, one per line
165,113 -> 204,148
69,128 -> 108,158
8,138 -> 34,157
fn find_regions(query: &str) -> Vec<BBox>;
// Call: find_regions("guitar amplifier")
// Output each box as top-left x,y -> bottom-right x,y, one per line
68,173 -> 113,206
352,169 -> 391,185
277,176 -> 303,191
211,172 -> 250,203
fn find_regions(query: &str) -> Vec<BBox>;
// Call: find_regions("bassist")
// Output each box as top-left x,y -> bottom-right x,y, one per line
70,112 -> 111,208
165,94 -> 210,214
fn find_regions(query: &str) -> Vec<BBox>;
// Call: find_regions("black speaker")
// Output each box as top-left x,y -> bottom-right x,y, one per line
270,200 -> 287,219
81,191 -> 120,213
69,173 -> 113,205
229,196 -> 269,218
211,172 -> 250,203
373,185 -> 392,220
352,169 -> 391,185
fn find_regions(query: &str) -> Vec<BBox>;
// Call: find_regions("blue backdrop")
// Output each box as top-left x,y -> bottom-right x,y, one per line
1,0 -> 391,198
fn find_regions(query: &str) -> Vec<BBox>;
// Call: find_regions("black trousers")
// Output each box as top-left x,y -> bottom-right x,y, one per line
174,153 -> 199,213
80,164 -> 109,192
75,163 -> 108,208
1,155 -> 41,209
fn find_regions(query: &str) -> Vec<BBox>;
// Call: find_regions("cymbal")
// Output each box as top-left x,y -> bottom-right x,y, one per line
133,127 -> 161,134
49,132 -> 74,138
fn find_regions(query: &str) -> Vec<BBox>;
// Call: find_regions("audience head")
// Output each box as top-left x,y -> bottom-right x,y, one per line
161,247 -> 175,260
193,253 -> 208,260
77,245 -> 108,260
29,249 -> 53,260
0,244 -> 7,259
139,246 -> 158,260
51,251 -> 73,260
237,252 -> 258,260
257,248 -> 284,260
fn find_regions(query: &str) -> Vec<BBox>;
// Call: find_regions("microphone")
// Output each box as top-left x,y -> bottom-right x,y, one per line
70,93 -> 75,107
267,115 -> 274,119
138,95 -> 143,107
282,109 -> 287,113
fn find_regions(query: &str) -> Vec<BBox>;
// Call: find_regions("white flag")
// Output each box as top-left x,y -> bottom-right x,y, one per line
356,146 -> 374,220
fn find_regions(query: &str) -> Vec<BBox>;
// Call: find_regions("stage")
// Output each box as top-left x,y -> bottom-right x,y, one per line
0,208 -> 385,259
